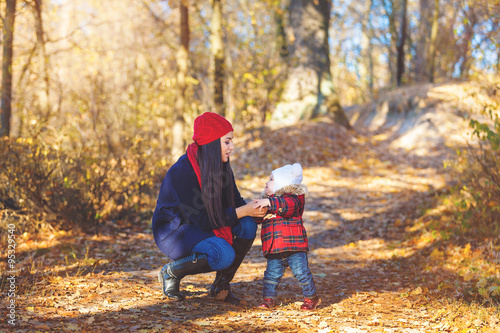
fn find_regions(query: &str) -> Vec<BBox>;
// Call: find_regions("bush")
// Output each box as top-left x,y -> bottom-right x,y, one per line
0,136 -> 163,237
450,107 -> 500,233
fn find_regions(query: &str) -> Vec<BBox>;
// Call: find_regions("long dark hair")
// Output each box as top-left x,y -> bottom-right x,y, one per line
198,138 -> 235,229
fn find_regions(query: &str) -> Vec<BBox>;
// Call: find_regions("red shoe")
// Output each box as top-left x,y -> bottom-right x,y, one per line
258,298 -> 275,309
300,297 -> 321,311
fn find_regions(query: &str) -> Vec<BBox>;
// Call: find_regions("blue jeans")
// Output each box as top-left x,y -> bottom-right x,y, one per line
262,252 -> 317,299
191,216 -> 257,271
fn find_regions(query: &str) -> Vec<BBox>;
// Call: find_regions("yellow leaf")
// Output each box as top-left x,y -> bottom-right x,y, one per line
463,243 -> 471,256
430,248 -> 444,260
463,272 -> 474,281
410,286 -> 423,295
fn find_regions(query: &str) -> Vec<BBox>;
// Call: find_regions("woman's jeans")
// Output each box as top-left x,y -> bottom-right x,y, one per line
262,252 -> 317,299
191,216 -> 257,271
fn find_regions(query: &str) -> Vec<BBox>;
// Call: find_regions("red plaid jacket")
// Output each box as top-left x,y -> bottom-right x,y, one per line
257,184 -> 309,257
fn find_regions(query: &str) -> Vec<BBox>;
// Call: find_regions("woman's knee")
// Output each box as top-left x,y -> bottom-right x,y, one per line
192,237 -> 235,271
232,216 -> 257,240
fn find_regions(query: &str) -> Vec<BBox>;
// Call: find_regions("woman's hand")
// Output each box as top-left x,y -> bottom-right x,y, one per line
236,201 -> 267,219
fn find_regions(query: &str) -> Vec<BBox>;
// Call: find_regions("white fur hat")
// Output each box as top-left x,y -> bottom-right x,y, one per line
272,163 -> 303,193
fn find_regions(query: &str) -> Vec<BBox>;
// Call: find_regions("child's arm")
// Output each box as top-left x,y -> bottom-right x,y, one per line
253,199 -> 270,211
252,199 -> 270,224
267,196 -> 303,218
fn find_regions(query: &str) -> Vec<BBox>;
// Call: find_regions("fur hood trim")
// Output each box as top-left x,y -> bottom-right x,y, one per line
261,183 -> 308,198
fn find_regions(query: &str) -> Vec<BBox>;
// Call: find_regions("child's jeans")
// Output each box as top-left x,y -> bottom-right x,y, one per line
262,252 -> 317,299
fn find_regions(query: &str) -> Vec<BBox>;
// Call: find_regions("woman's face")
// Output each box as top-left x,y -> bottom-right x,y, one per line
265,174 -> 275,196
220,131 -> 235,163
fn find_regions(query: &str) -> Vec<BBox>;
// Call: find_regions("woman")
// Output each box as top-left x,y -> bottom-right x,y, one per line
153,112 -> 265,304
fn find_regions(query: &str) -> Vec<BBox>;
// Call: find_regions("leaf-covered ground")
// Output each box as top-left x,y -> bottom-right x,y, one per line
1,82 -> 500,332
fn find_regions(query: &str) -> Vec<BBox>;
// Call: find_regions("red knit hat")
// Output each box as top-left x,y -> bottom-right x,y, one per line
192,112 -> 234,145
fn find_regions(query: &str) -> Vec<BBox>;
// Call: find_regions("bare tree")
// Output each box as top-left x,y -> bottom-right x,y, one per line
427,0 -> 439,83
211,0 -> 225,116
360,0 -> 375,100
414,0 -> 432,82
458,3 -> 478,78
171,0 -> 190,158
1,0 -> 17,137
396,0 -> 407,86
270,0 -> 350,129
274,0 -> 288,61
32,0 -> 51,122
381,0 -> 400,87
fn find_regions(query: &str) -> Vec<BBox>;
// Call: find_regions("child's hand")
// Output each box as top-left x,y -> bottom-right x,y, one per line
253,199 -> 270,211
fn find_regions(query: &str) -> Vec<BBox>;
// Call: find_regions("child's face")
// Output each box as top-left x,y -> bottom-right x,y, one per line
265,174 -> 275,196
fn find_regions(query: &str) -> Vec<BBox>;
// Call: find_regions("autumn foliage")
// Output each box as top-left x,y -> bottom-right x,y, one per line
0,136 -> 160,240
455,108 -> 500,230
0,82 -> 499,332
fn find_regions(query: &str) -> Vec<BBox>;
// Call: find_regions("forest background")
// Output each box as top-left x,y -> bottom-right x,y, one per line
0,0 -> 500,332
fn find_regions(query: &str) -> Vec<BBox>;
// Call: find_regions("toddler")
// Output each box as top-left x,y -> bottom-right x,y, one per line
253,163 -> 320,311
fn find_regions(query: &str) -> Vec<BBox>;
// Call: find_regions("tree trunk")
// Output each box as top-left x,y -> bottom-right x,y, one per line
427,0 -> 439,83
271,0 -> 350,129
274,2 -> 288,60
33,0 -> 51,123
172,0 -> 189,158
459,8 -> 477,79
211,0 -> 225,116
414,0 -> 431,82
497,47 -> 500,74
360,0 -> 374,101
1,0 -> 17,138
396,0 -> 407,87
382,0 -> 399,87
224,39 -> 235,123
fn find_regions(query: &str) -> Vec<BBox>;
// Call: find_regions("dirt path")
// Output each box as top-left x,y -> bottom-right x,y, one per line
4,116 -> 481,333
228,125 -> 453,332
